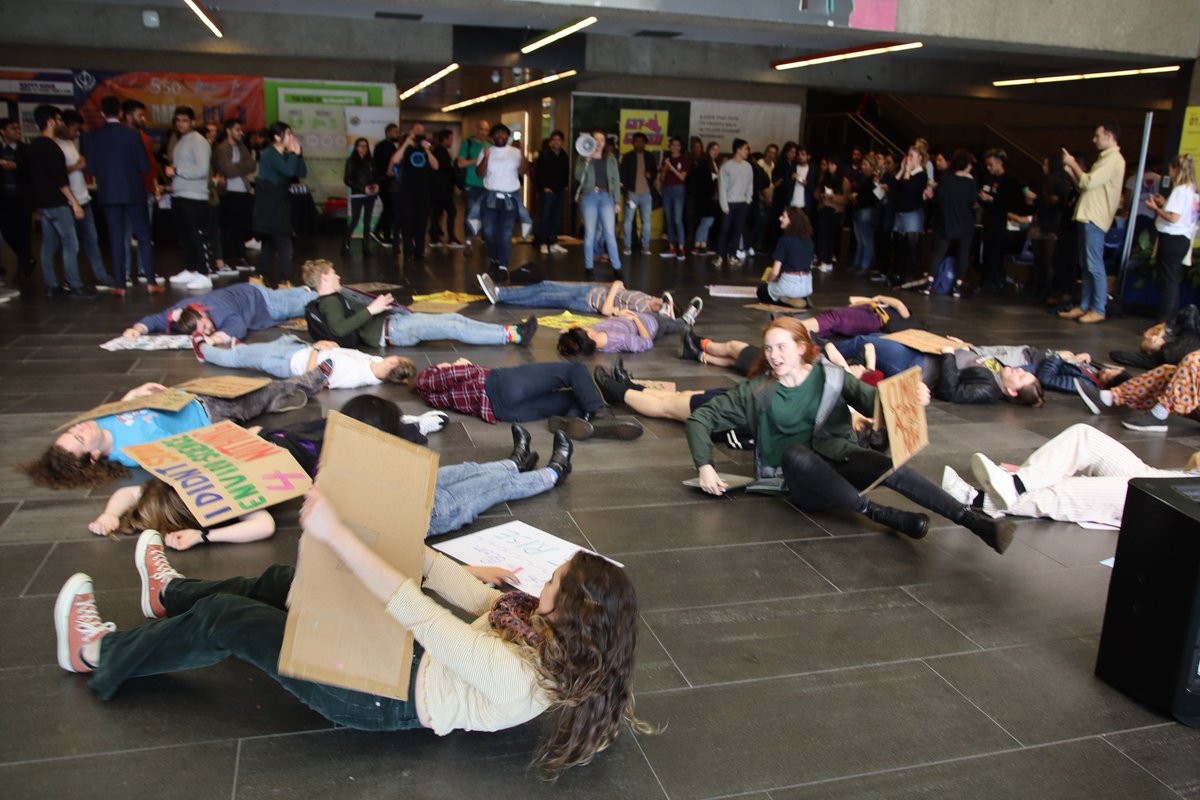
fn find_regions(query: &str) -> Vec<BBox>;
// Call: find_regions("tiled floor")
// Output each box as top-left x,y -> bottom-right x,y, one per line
1,234 -> 1198,799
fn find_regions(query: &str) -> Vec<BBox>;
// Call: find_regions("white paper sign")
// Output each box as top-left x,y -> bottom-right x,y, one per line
433,520 -> 622,596
689,99 -> 802,152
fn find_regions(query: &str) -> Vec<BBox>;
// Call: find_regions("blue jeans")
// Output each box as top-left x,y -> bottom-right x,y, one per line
623,192 -> 652,250
485,361 -> 605,421
252,284 -> 317,320
201,334 -> 306,377
480,192 -> 519,267
386,312 -> 508,346
766,272 -> 813,302
39,205 -> 82,290
109,198 -> 154,286
1078,221 -> 1107,314
581,191 -> 621,271
534,189 -> 564,246
429,461 -> 556,536
893,209 -> 924,234
75,204 -> 108,280
853,208 -> 875,269
696,215 -> 715,244
463,186 -> 484,240
835,335 -> 924,376
662,185 -> 685,247
497,280 -> 596,314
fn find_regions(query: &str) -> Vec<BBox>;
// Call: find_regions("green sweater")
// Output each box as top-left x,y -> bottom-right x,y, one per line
318,293 -> 385,347
685,364 -> 877,472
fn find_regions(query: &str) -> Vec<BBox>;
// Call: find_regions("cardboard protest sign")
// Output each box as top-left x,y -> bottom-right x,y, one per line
55,390 -> 197,431
883,329 -> 970,355
434,520 -> 622,597
123,420 -> 311,527
874,366 -> 929,468
639,380 -> 677,393
279,411 -> 438,699
173,375 -> 272,399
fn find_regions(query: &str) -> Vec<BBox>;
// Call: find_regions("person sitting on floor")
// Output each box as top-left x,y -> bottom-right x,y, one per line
757,206 -> 815,308
556,294 -> 702,358
477,274 -> 674,318
1075,349 -> 1200,432
1110,304 -> 1200,369
682,317 -> 1014,553
194,333 -> 418,389
53,493 -> 650,779
415,357 -> 643,441
122,282 -> 317,340
20,374 -> 324,489
305,260 -> 536,348
941,423 -> 1196,529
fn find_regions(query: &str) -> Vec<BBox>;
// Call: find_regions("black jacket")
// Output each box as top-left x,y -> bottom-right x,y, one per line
343,155 -> 376,194
372,139 -> 398,183
0,139 -> 32,208
619,149 -> 659,195
534,145 -> 569,192
935,352 -> 1002,404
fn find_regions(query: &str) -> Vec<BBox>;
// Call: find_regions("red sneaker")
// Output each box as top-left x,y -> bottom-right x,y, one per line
54,573 -> 115,673
136,530 -> 183,619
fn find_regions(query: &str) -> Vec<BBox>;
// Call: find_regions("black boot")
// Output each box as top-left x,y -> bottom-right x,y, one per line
611,357 -> 645,391
513,315 -> 538,346
585,406 -> 644,440
862,500 -> 929,539
545,431 -> 573,485
680,329 -> 704,362
592,366 -> 629,406
548,415 -> 594,440
342,237 -> 351,253
957,507 -> 1015,554
508,424 -> 539,472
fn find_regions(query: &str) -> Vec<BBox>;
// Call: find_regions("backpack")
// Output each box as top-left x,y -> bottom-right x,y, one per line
304,296 -> 359,347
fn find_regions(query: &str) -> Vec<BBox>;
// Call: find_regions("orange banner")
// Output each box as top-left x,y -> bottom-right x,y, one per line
73,70 -> 264,136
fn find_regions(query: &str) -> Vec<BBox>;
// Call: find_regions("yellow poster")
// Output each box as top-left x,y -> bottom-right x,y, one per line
618,109 -> 669,153
1180,105 -> 1200,164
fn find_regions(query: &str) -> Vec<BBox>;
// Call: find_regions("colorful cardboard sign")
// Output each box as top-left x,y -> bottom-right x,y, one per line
874,366 -> 929,468
618,109 -> 669,152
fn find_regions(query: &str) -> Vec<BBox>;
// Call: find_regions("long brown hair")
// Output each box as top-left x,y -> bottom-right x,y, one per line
119,478 -> 198,534
747,317 -> 820,378
780,207 -> 813,239
19,446 -> 129,489
512,552 -> 652,778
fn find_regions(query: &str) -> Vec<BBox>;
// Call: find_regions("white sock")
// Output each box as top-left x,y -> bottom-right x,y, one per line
1099,389 -> 1114,407
402,411 -> 449,435
1150,403 -> 1169,420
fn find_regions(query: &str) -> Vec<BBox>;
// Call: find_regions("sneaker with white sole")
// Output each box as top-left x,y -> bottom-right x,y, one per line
549,244 -> 568,254
681,296 -> 704,326
970,453 -> 1019,511
1121,410 -> 1169,433
186,274 -> 213,291
736,249 -> 746,260
169,269 -> 197,285
55,572 -> 115,673
1074,378 -> 1107,416
215,265 -> 239,277
660,291 -> 675,318
402,410 -> 450,435
244,237 -> 262,250
136,530 -> 184,619
477,273 -> 499,304
941,466 -> 980,506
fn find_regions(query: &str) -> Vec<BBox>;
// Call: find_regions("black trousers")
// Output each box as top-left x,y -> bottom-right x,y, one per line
928,233 -> 972,285
173,197 -> 213,275
220,192 -> 254,262
0,200 -> 34,274
815,207 -> 843,264
1156,233 -> 1191,323
256,234 -> 293,286
716,202 -> 750,257
374,180 -> 394,239
401,192 -> 429,257
980,221 -> 1007,291
1030,235 -> 1057,297
428,185 -> 456,243
485,362 -> 605,422
781,444 -> 965,522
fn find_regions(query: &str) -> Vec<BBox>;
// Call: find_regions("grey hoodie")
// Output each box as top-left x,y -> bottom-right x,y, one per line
170,131 -> 211,201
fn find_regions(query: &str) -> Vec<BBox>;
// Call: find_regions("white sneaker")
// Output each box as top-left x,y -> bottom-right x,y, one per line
970,453 -> 1018,511
169,270 -> 197,285
816,263 -> 833,273
940,466 -> 979,506
520,223 -> 532,239
747,247 -> 756,257
540,245 -> 550,255
660,249 -> 676,259
244,238 -> 262,250
215,265 -> 238,276
549,244 -> 568,254
681,296 -> 704,326
186,274 -> 213,291
736,249 -> 746,260
402,411 -> 450,435
477,273 -> 499,304
659,291 -> 675,318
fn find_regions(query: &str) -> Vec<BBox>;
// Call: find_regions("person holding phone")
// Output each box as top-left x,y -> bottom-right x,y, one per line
1146,154 -> 1199,323
252,121 -> 307,286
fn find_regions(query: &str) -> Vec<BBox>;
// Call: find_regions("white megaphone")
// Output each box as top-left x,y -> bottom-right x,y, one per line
575,133 -> 598,157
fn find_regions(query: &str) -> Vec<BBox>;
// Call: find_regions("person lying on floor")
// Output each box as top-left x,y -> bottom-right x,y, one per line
797,294 -> 923,339
831,335 -> 1046,406
20,374 -> 324,490
54,493 -> 650,779
1075,349 -> 1200,432
122,282 -> 317,340
415,357 -> 643,441
305,260 -> 536,348
194,333 -> 418,389
87,396 -> 571,548
683,317 -> 1013,553
756,207 -> 815,308
556,295 -> 703,358
477,274 -> 672,318
1110,305 -> 1200,369
940,423 -> 1196,529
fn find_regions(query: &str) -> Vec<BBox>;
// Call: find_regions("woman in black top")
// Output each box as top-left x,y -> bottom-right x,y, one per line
1031,154 -> 1071,301
814,156 -> 850,271
850,156 -> 879,272
890,148 -> 929,284
342,137 -> 378,255
921,148 -> 978,297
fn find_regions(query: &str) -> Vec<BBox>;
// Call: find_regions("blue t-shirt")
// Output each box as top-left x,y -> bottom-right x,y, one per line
96,401 -> 212,467
772,236 -> 815,273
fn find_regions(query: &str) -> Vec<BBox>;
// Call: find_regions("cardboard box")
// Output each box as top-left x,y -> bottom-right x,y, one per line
55,390 -> 197,431
279,411 -> 439,699
173,375 -> 272,399
123,420 -> 312,527
874,366 -> 929,468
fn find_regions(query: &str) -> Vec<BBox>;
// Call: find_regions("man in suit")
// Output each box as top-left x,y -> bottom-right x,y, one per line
84,95 -> 158,296
0,116 -> 35,292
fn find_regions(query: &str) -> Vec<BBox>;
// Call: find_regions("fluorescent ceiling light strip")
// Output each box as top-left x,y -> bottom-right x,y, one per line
441,70 -> 577,112
182,0 -> 223,38
774,42 -> 921,70
520,16 -> 597,54
993,64 -> 1179,86
400,63 -> 460,101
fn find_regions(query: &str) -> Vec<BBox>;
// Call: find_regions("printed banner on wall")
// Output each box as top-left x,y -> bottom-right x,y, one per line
263,79 -> 396,203
618,109 -> 669,153
689,100 -> 802,153
72,70 -> 264,146
0,67 -> 77,139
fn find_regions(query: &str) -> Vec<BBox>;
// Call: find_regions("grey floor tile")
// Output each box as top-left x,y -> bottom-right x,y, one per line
0,392 -> 116,414
0,541 -> 50,598
645,587 -> 976,686
771,738 -> 1180,800
635,662 -> 1017,799
1105,723 -> 1200,799
926,636 -> 1168,745
0,588 -> 148,669
0,741 -> 236,800
0,498 -> 109,544
1013,518 -> 1120,567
